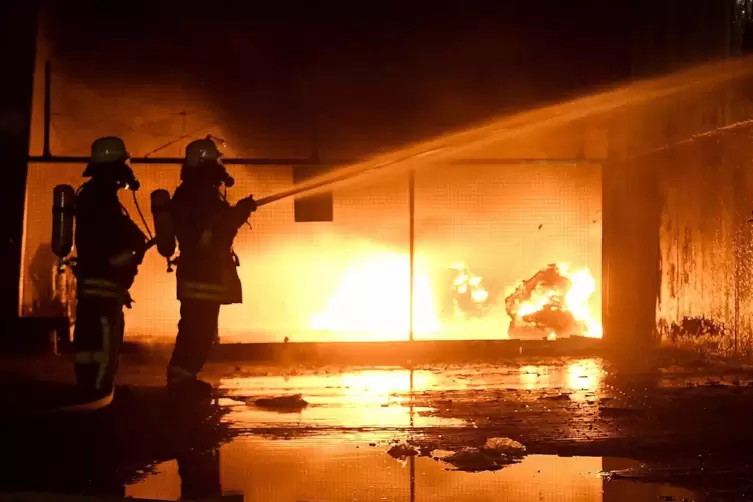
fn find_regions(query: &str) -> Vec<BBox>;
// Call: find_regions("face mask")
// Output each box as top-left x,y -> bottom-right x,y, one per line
84,162 -> 139,191
181,161 -> 234,188
120,165 -> 140,191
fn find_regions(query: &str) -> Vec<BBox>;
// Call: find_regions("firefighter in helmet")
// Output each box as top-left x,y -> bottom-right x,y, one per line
168,136 -> 256,396
72,136 -> 148,406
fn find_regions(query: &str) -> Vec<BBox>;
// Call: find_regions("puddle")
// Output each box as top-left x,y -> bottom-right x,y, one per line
216,360 -> 606,429
0,359 -> 729,500
126,436 -> 696,501
218,368 -> 468,429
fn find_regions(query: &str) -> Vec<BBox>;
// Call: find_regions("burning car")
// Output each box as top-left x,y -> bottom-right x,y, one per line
504,263 -> 600,340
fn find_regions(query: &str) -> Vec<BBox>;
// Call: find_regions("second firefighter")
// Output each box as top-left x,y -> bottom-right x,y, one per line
168,137 -> 257,396
72,136 -> 148,407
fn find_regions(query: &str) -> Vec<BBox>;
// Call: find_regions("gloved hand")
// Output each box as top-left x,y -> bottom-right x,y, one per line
237,194 -> 258,213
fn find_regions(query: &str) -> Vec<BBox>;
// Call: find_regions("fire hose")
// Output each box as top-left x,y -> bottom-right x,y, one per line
253,178 -> 339,208
253,148 -> 437,208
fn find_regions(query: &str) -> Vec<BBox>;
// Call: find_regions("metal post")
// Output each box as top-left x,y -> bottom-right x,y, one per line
409,367 -> 415,502
408,169 -> 415,342
43,60 -> 51,158
409,449 -> 416,502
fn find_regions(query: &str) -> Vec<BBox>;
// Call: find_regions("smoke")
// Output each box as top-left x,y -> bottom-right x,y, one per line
40,2 -> 631,161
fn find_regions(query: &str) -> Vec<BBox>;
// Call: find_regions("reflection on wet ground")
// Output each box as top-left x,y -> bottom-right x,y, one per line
5,355 -> 753,500
126,436 -> 695,502
125,357 -> 740,500
217,359 -> 604,430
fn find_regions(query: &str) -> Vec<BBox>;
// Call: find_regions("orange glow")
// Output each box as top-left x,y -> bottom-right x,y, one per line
304,249 -> 601,341
566,360 -> 602,394
507,263 -> 602,339
450,262 -> 489,316
218,369 -> 453,429
561,265 -> 602,338
310,251 -> 440,340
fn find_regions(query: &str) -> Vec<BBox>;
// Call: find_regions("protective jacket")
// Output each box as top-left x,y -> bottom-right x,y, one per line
171,181 -> 253,304
74,179 -> 148,300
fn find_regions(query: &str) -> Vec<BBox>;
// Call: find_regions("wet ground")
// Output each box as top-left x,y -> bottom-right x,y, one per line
2,349 -> 753,501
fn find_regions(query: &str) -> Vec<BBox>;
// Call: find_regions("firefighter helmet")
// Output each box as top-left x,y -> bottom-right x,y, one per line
90,136 -> 130,164
184,137 -> 222,167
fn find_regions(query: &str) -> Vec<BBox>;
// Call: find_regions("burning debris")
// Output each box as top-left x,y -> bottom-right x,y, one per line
505,263 -> 601,339
310,251 -> 598,341
449,262 -> 492,319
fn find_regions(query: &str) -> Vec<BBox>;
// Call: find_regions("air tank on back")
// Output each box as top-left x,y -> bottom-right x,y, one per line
150,189 -> 176,262
51,184 -> 76,259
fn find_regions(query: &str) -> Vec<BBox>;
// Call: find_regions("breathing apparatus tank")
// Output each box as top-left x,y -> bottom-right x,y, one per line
51,184 -> 78,337
150,189 -> 176,271
51,184 -> 76,259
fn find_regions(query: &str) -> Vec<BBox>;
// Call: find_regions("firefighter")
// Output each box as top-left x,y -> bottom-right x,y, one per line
168,137 -> 257,397
71,136 -> 148,407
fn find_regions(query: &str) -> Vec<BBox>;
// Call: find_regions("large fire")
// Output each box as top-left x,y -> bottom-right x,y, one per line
310,251 -> 441,340
311,253 -> 601,340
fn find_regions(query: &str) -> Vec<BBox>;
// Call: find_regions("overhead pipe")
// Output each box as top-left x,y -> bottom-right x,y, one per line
28,155 -> 318,165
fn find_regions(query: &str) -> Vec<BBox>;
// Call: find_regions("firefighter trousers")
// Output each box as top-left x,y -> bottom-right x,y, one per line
73,296 -> 125,394
167,300 -> 222,384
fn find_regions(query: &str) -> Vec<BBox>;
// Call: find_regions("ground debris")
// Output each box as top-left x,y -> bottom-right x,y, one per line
387,442 -> 419,460
442,448 -> 508,471
387,436 -> 527,472
441,440 -> 526,472
483,437 -> 526,455
251,394 -> 309,412
539,393 -> 572,401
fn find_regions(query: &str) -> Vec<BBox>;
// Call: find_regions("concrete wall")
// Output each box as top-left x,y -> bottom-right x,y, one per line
600,74 -> 753,357
653,127 -> 753,358
600,0 -> 751,354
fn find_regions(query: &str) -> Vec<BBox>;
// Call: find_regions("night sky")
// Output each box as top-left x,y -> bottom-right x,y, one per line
42,1 -> 633,159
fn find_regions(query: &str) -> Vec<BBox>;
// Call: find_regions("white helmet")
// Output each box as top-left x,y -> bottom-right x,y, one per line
90,136 -> 130,164
185,137 -> 222,167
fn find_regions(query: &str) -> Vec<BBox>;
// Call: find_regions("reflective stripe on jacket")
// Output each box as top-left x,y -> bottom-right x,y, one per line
177,280 -> 228,302
171,182 -> 249,305
176,259 -> 242,304
77,277 -> 126,300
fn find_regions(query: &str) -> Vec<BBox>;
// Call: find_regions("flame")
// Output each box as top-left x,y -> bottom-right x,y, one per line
506,263 -> 602,339
311,251 -> 440,339
561,264 -> 602,338
451,262 -> 489,303
311,253 -> 600,341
